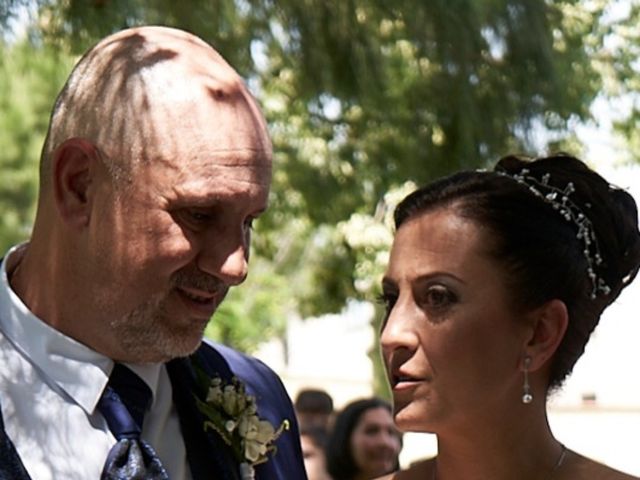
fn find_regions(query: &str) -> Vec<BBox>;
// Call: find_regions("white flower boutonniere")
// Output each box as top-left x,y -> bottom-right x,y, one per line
195,376 -> 289,479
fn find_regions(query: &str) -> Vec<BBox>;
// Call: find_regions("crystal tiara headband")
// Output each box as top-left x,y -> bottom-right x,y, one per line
495,168 -> 611,299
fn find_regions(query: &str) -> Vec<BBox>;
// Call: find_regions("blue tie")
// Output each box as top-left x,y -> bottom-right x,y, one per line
98,364 -> 169,480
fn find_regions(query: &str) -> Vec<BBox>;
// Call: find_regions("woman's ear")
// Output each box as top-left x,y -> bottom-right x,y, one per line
522,299 -> 569,372
52,138 -> 100,228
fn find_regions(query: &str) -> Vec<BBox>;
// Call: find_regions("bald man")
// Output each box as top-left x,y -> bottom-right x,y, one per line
0,26 -> 306,480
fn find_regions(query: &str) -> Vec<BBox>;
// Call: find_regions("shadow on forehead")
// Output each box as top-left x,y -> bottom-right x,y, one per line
63,26 -> 243,115
53,34 -> 175,162
39,25 -> 271,193
55,27 -> 260,158
102,33 -> 179,69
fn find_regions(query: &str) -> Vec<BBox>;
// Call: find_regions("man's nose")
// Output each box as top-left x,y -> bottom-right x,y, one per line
216,245 -> 248,286
196,229 -> 249,286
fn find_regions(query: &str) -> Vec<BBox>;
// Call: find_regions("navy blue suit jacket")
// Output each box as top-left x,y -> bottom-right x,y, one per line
0,340 -> 307,480
167,341 -> 308,480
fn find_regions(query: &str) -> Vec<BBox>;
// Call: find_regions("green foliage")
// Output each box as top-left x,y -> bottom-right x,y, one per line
247,0 -> 605,318
602,3 -> 640,163
369,304 -> 392,402
204,255 -> 293,353
0,1 -> 625,357
0,39 -> 74,254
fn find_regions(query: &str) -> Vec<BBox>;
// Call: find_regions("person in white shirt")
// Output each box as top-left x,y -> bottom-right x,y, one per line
0,25 -> 306,480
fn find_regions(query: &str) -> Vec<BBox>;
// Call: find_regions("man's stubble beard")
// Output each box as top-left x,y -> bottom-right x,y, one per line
107,267 -> 229,363
109,292 -> 209,363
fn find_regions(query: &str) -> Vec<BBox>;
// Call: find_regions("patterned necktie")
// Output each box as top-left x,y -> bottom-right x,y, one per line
97,364 -> 169,480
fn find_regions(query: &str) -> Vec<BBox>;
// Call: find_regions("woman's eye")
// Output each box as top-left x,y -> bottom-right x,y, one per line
364,426 -> 380,436
423,285 -> 456,309
244,217 -> 255,230
376,292 -> 397,313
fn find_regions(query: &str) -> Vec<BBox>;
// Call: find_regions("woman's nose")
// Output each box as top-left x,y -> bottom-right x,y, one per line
380,298 -> 419,355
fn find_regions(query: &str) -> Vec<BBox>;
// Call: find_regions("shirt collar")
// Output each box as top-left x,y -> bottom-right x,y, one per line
0,244 -> 163,415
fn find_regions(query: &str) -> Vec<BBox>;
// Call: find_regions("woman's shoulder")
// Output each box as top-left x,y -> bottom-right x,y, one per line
375,457 -> 435,480
375,452 -> 639,480
559,449 -> 639,480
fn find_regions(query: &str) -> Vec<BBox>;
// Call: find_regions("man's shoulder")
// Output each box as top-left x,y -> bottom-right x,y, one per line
198,339 -> 261,366
197,340 -> 276,378
194,340 -> 287,401
194,340 -> 308,479
191,340 -> 294,432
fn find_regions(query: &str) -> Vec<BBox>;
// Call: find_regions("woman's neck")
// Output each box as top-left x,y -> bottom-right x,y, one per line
431,403 -> 564,480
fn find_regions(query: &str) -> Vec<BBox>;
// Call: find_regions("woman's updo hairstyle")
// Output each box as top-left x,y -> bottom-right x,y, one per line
394,153 -> 640,389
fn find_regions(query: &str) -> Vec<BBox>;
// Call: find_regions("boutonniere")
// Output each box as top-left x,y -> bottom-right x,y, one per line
195,375 -> 289,480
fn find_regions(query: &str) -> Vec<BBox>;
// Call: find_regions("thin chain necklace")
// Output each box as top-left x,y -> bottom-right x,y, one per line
548,444 -> 568,479
431,443 -> 567,480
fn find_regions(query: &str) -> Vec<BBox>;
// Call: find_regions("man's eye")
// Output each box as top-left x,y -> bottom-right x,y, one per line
179,209 -> 213,227
189,210 -> 212,222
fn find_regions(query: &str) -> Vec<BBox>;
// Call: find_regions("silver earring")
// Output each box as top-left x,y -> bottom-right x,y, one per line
522,356 -> 533,404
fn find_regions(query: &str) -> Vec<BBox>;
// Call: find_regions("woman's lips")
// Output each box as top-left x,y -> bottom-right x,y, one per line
391,372 -> 429,390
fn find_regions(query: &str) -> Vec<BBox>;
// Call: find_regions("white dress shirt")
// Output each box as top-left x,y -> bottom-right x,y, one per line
0,245 -> 192,479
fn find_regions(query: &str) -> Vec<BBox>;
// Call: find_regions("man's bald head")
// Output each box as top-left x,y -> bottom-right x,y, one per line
40,26 -> 271,192
18,26 -> 273,363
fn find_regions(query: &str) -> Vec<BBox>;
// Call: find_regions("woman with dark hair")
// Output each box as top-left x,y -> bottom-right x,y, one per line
325,398 -> 402,480
378,154 -> 640,480
300,425 -> 332,480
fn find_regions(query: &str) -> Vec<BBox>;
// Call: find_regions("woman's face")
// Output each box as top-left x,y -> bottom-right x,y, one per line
350,407 -> 401,479
301,434 -> 330,480
380,208 -> 532,433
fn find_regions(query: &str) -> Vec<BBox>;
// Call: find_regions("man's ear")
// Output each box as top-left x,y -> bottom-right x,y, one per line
522,299 -> 569,372
52,138 -> 101,228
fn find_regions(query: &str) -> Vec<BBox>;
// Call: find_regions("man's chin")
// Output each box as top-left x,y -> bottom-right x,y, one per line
117,328 -> 206,363
155,330 -> 206,362
110,307 -> 210,363
168,336 -> 204,359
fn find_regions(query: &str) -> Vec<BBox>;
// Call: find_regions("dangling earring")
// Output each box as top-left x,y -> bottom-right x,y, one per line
522,356 -> 533,404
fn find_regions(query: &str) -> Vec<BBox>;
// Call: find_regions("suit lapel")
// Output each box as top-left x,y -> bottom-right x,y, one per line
166,350 -> 240,480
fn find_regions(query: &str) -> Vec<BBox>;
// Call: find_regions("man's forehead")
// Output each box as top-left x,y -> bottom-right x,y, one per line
135,150 -> 271,185
165,161 -> 272,205
75,26 -> 273,182
138,76 -> 271,154
176,152 -> 272,172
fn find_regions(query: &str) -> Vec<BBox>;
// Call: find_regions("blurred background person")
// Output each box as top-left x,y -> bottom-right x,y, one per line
301,425 -> 332,480
295,388 -> 335,432
325,397 -> 402,480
